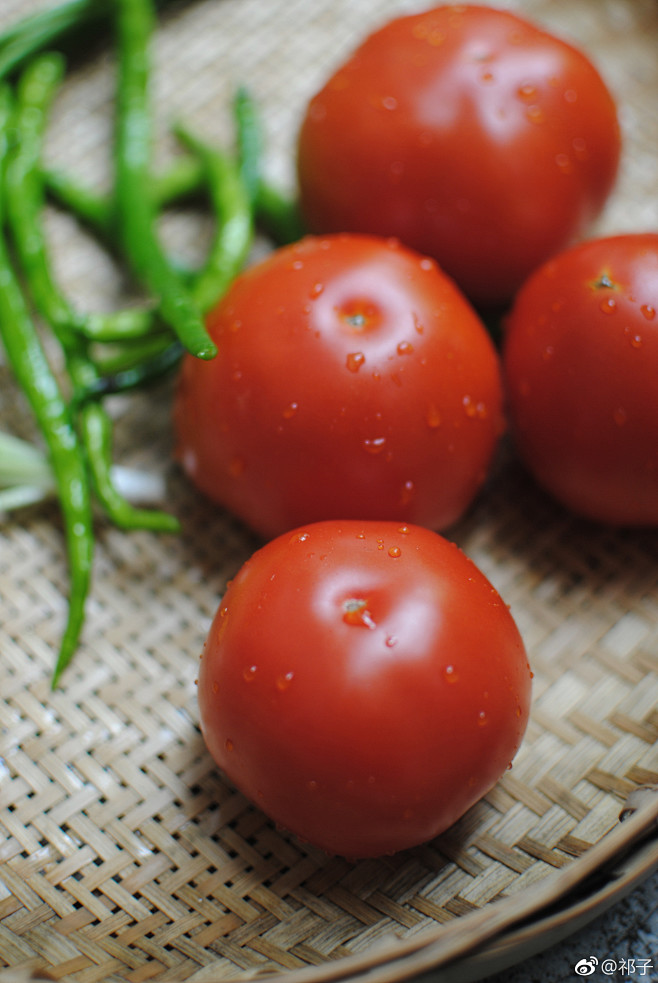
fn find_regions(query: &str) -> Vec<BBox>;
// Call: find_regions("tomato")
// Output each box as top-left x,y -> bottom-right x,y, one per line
297,4 -> 620,310
197,519 -> 531,858
174,234 -> 504,539
503,234 -> 658,526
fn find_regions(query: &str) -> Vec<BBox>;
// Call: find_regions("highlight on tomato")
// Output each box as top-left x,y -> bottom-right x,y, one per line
197,519 -> 532,858
503,233 -> 658,526
174,233 -> 505,539
297,4 -> 621,310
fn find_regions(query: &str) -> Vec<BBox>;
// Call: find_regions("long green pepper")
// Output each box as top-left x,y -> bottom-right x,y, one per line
113,0 -> 216,360
6,53 -> 179,538
0,83 -> 93,688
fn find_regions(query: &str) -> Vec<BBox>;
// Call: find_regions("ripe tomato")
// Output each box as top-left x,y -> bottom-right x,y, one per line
297,5 -> 620,310
197,519 -> 531,858
174,234 -> 504,539
503,234 -> 658,526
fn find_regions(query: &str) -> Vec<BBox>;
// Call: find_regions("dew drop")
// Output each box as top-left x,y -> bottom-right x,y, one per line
400,479 -> 415,504
419,257 -> 435,272
397,340 -> 414,355
346,351 -> 366,372
564,88 -> 578,103
212,681 -> 219,695
555,153 -> 572,174
309,282 -> 324,299
525,105 -> 545,124
477,711 -> 489,727
381,95 -> 398,110
363,436 -> 387,454
627,330 -> 643,349
600,297 -> 617,315
243,664 -> 258,682
291,260 -> 304,271
385,635 -> 398,648
517,82 -> 536,100
276,671 -> 295,692
282,401 -> 299,419
397,525 -> 411,535
225,738 -> 234,752
388,546 -> 401,558
443,665 -> 459,684
641,304 -> 655,321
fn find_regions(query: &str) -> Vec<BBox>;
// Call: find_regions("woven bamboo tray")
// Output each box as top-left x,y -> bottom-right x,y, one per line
1,0 -> 658,981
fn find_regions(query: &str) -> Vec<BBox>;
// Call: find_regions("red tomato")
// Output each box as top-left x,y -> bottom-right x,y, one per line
503,234 -> 658,526
297,5 -> 620,310
174,234 -> 504,538
197,519 -> 531,858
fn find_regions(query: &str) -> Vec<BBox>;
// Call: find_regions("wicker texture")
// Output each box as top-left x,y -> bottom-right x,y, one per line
1,0 -> 658,980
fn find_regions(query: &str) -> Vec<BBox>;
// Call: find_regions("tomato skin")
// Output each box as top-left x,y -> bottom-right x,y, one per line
297,5 -> 620,310
503,234 -> 658,526
198,520 -> 531,859
174,234 -> 504,539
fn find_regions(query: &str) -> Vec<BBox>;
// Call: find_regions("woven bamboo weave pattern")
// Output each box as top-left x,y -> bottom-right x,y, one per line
1,0 -> 657,980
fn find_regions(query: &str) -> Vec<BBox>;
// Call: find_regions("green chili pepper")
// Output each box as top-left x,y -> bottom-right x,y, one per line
233,85 -> 305,244
6,53 -> 179,540
0,83 -> 93,688
174,124 -> 253,313
113,0 -> 216,360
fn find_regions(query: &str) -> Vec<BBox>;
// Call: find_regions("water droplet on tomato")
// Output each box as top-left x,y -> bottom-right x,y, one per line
363,436 -> 387,454
225,738 -> 234,752
625,328 -> 643,349
388,546 -> 401,558
400,479 -> 415,504
397,340 -> 414,355
564,88 -> 578,103
600,297 -> 617,314
555,153 -> 572,174
309,282 -> 324,299
243,665 -> 257,682
346,351 -> 366,372
572,137 -> 588,160
381,95 -> 398,110
477,711 -> 489,727
276,671 -> 295,692
641,304 -> 655,320
282,401 -> 299,419
212,681 -> 219,695
443,665 -> 459,684
398,525 -> 411,535
525,105 -> 545,124
385,635 -> 398,648
517,82 -> 536,100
